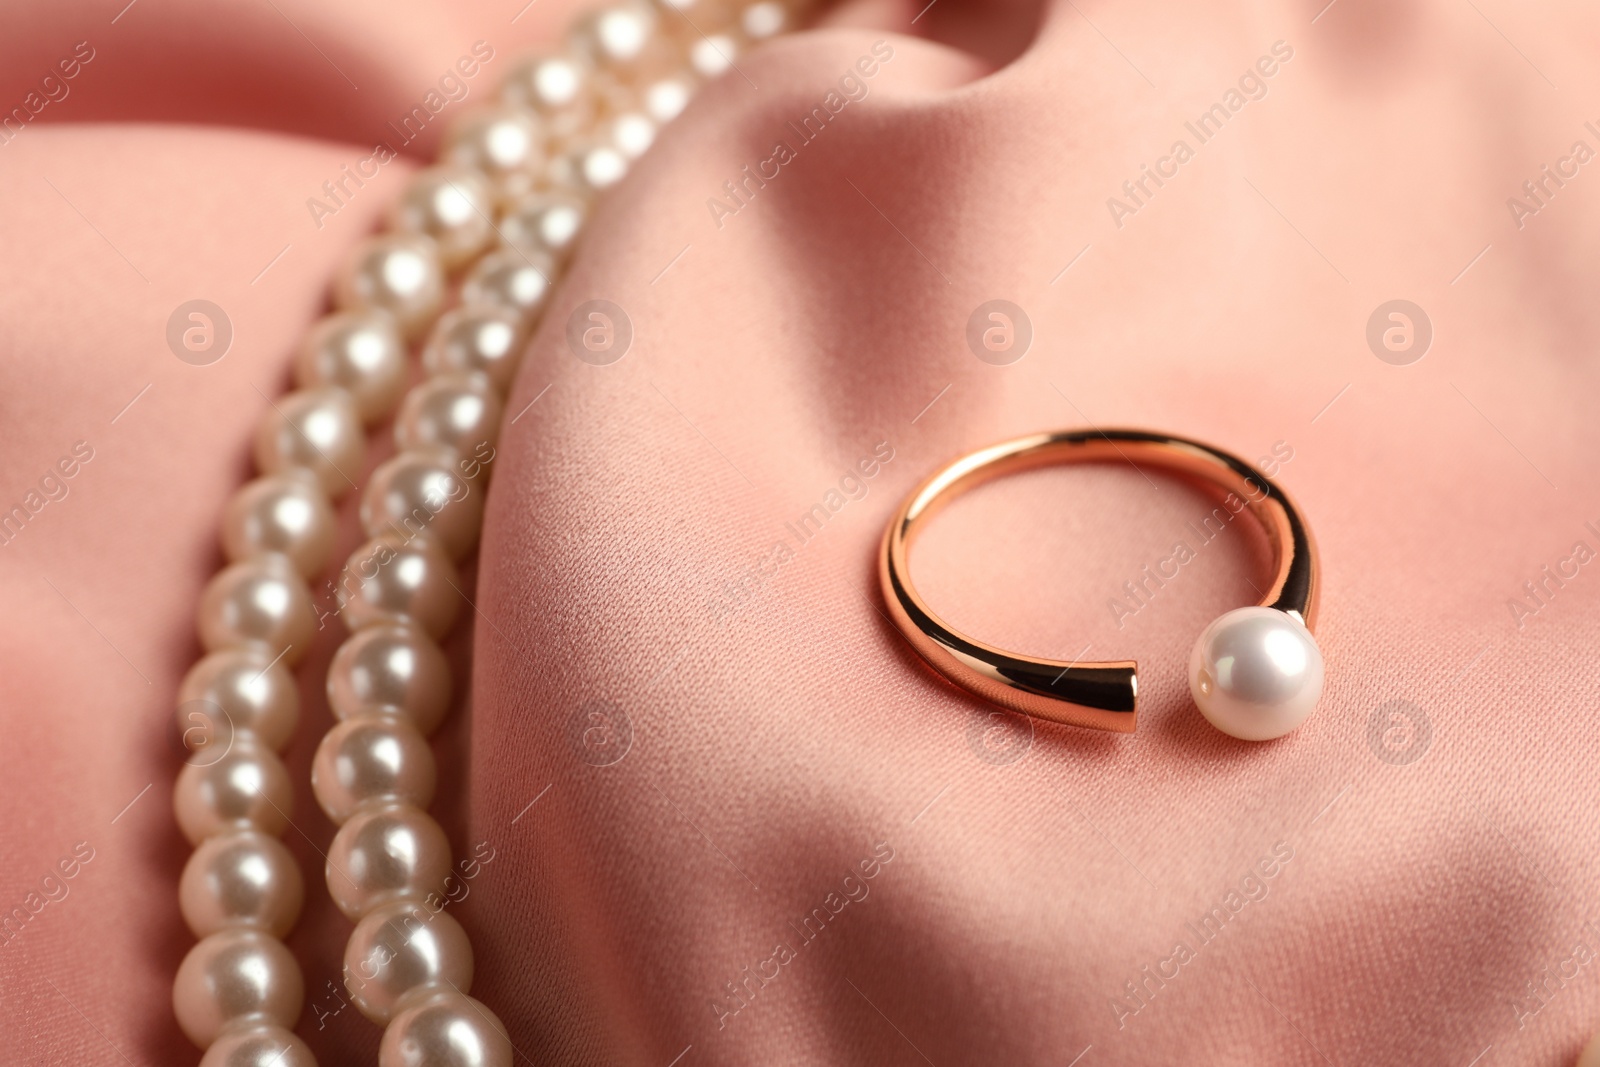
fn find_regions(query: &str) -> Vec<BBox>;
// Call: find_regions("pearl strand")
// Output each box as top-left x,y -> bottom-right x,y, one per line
169,1 -> 800,1063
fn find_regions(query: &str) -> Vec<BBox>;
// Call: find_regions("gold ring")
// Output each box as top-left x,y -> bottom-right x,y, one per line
878,429 -> 1323,740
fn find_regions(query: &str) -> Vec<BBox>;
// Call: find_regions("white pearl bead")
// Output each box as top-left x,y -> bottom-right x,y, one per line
361,449 -> 484,560
1188,606 -> 1324,741
501,52 -> 597,142
742,0 -> 789,39
197,555 -> 316,665
327,624 -> 453,735
459,247 -> 557,325
393,374 -> 503,471
253,386 -> 365,499
389,165 -> 497,272
199,1025 -> 316,1067
178,648 -> 299,752
421,306 -> 526,395
344,901 -> 474,1024
336,534 -> 462,639
444,106 -> 545,207
689,33 -> 741,78
547,138 -> 631,198
312,715 -> 437,825
640,73 -> 696,124
334,234 -> 446,341
379,989 -> 513,1067
220,473 -> 336,578
173,929 -> 303,1049
326,802 -> 451,920
504,52 -> 589,111
499,191 -> 587,261
173,738 -> 293,844
179,829 -> 304,938
604,111 -> 657,160
294,310 -> 409,424
569,1 -> 662,70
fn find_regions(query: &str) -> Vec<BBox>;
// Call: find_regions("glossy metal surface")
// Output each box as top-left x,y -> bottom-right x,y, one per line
878,429 -> 1320,733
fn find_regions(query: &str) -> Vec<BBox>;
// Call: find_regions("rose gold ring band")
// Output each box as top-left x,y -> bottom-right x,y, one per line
877,429 -> 1320,733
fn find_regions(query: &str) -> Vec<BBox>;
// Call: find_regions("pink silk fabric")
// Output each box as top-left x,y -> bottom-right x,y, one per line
3,0 -> 1599,1063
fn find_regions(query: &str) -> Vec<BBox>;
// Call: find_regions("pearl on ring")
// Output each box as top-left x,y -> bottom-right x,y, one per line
1188,606 -> 1324,741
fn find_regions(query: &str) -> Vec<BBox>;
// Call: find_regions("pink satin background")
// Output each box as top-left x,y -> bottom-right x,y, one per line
3,0 -> 1600,1063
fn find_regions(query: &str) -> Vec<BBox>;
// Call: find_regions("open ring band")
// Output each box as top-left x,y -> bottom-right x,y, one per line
878,429 -> 1322,738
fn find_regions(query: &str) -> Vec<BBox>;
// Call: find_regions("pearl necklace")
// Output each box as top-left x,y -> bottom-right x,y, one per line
169,3 -> 798,1063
